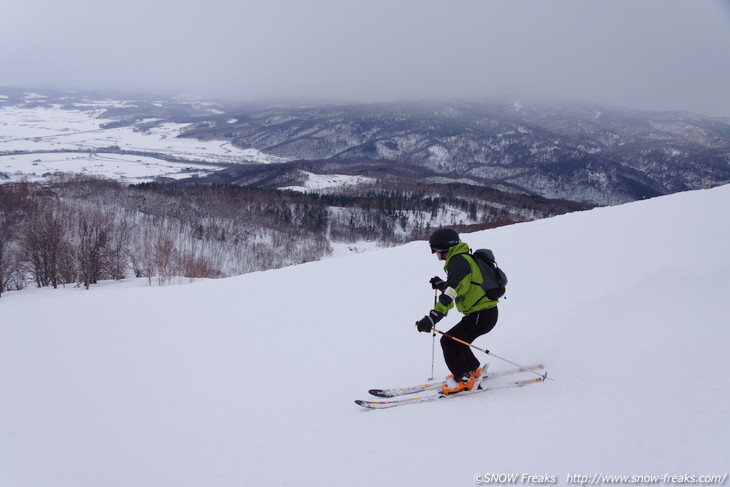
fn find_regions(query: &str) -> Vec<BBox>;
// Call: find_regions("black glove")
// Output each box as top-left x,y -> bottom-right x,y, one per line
429,276 -> 446,291
416,310 -> 444,333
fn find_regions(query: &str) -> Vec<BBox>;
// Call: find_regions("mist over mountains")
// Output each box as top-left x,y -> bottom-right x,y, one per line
181,96 -> 730,206
4,88 -> 729,209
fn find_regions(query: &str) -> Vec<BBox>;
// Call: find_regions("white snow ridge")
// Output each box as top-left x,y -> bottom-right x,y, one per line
1,185 -> 729,486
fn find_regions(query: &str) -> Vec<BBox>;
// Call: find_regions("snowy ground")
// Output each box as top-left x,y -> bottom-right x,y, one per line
0,99 -> 286,184
329,240 -> 384,258
280,172 -> 377,193
0,151 -> 218,183
1,185 -> 729,486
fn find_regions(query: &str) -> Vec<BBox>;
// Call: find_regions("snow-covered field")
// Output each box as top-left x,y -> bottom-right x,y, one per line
0,97 -> 286,183
281,172 -> 377,192
0,151 -> 217,183
1,185 -> 729,486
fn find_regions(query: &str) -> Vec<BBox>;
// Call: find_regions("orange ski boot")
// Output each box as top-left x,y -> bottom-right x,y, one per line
440,366 -> 486,395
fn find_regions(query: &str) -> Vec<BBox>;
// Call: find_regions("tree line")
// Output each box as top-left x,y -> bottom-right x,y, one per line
0,175 -> 585,296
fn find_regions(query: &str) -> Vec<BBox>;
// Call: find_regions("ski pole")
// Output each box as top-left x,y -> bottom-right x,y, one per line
431,326 -> 553,381
428,289 -> 437,381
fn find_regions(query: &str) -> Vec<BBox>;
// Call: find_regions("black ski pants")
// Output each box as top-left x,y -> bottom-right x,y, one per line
441,306 -> 498,378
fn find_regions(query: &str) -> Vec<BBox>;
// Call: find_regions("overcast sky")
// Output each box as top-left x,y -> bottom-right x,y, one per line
2,0 -> 729,116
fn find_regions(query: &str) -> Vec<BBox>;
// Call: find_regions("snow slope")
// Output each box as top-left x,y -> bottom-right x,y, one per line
1,186 -> 729,486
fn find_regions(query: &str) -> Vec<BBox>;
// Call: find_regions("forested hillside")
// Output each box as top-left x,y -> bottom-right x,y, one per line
0,175 -> 586,295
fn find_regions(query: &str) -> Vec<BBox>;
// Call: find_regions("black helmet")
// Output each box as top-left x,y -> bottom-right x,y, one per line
429,228 -> 460,253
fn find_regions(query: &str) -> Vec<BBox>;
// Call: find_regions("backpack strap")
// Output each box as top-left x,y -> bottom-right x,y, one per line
464,253 -> 490,303
467,252 -> 506,302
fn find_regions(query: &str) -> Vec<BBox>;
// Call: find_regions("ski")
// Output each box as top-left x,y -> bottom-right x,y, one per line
368,363 -> 544,398
356,376 -> 545,409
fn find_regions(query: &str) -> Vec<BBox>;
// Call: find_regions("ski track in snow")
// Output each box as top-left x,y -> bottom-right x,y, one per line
1,185 -> 729,486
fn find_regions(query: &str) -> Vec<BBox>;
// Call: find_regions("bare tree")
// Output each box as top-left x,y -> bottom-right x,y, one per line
0,209 -> 18,297
75,207 -> 112,289
23,203 -> 72,289
104,215 -> 132,281
152,233 -> 176,286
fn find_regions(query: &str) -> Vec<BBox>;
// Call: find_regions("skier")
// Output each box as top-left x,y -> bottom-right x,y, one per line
416,228 -> 499,395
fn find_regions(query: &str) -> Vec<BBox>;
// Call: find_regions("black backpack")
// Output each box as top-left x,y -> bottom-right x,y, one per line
469,249 -> 508,300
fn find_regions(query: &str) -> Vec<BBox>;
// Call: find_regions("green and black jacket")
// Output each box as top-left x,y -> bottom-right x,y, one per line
434,242 -> 498,316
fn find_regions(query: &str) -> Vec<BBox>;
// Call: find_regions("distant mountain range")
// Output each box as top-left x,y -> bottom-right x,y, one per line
3,88 -> 729,208
179,96 -> 730,205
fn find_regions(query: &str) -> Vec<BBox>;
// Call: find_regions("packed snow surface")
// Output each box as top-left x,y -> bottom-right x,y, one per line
1,185 -> 729,486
